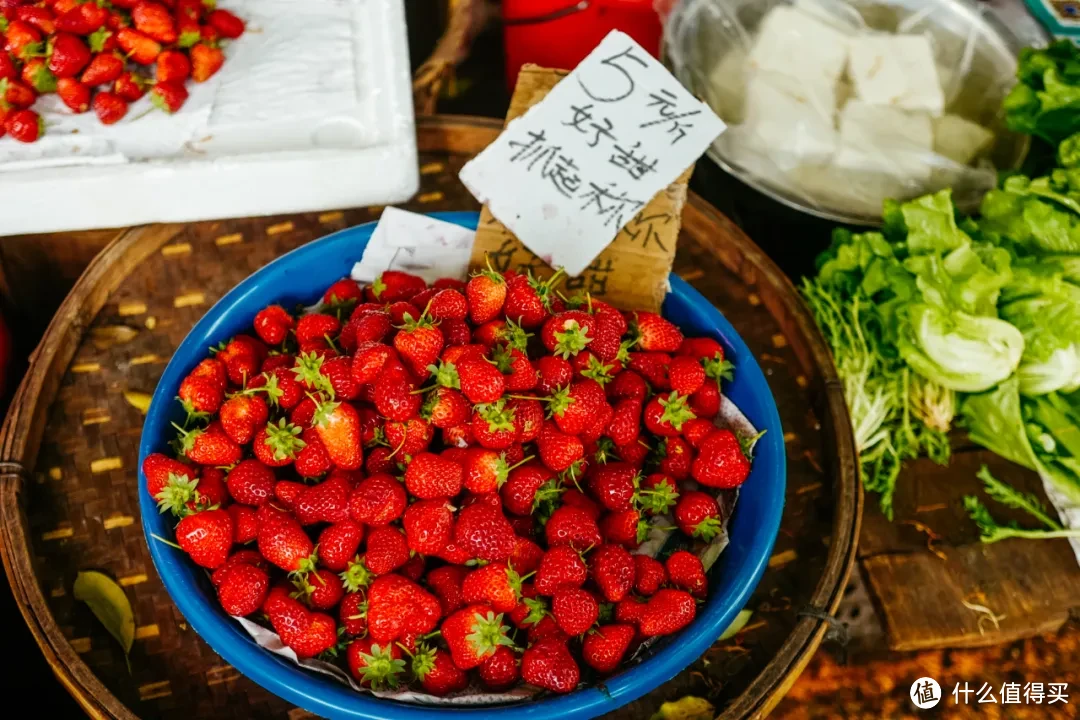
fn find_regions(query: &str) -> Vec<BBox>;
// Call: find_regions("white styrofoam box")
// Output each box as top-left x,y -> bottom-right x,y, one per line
0,0 -> 418,236
847,34 -> 945,117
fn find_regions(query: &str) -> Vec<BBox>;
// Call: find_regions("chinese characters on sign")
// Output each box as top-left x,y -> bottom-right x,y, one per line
459,30 -> 725,277
950,682 -> 1069,706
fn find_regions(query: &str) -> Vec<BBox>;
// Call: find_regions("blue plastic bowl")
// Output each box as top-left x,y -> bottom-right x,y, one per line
139,212 -> 785,720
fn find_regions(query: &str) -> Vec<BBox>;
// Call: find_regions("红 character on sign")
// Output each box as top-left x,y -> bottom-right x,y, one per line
953,682 -> 974,705
579,182 -> 646,229
562,104 -> 617,148
609,141 -> 658,180
1025,682 -> 1045,704
640,88 -> 703,145
1048,683 -> 1069,704
1000,682 -> 1021,704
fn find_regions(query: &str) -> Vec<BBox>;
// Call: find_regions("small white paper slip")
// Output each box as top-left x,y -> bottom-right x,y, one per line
350,207 -> 476,285
459,30 -> 725,277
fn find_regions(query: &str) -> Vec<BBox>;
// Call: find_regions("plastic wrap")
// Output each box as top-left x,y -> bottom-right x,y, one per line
665,0 -> 1030,223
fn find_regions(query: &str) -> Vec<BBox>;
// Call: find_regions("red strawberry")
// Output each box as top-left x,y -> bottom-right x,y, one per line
339,592 -> 368,636
175,508 -> 233,568
674,490 -> 723,541
0,53 -> 16,82
252,419 -> 306,467
132,0 -> 176,43
404,451 -> 462,499
80,52 -> 123,86
681,418 -> 717,449
370,270 -> 426,303
274,480 -> 306,510
541,310 -> 597,359
535,545 -> 588,596
189,41 -> 223,82
521,635 -> 579,693
478,644 -> 519,690
348,472 -> 407,526
427,564 -> 468,616
21,58 -> 57,93
689,381 -> 721,419
227,504 -> 258,543
177,421 -> 242,466
545,505 -> 601,550
615,596 -> 647,625
631,311 -> 683,352
294,428 -> 332,478
461,448 -> 510,495
155,48 -> 189,83
609,369 -> 648,402
605,398 -> 642,446
636,473 -> 678,516
441,605 -> 514,670
373,365 -> 422,421
590,544 -> 635,602
4,21 -> 42,62
471,399 -> 517,451
638,589 -> 696,636
424,288 -> 466,322
403,498 -> 455,555
143,452 -> 197,513
504,271 -> 563,329
588,462 -> 640,512
16,6 -> 56,35
454,502 -> 516,561
668,355 -> 706,396
216,562 -> 269,616
253,305 -> 294,345
599,508 -> 649,550
346,639 -> 406,690
178,373 -> 223,417
643,391 -> 696,437
48,33 -> 91,78
633,554 -> 666,596
295,471 -> 351,525
366,573 -> 441,643
537,421 -> 583,474
658,436 -> 693,481
384,417 -> 433,456
456,356 -> 505,404
206,8 -> 244,38
113,70 -> 148,101
150,79 -> 187,112
257,509 -> 315,573
462,561 -> 524,613
615,440 -> 649,468
692,429 -> 751,488
293,568 -> 345,610
561,488 -> 602,520
666,550 -> 707,597
56,3 -> 107,34
218,393 -> 268,444
351,340 -> 397,384
552,586 -> 598,635
365,525 -> 409,575
467,264 -> 507,324
311,398 -> 362,470
422,386 -> 470,429
492,344 -> 536,392
548,380 -> 606,437
412,645 -> 468,696
582,624 -> 635,673
288,612 -> 337,659
628,352 -> 671,390
509,396 -> 544,444
535,355 -> 574,393
501,462 -> 553,516
295,312 -> 340,345
317,519 -> 364,572
225,459 -> 274,506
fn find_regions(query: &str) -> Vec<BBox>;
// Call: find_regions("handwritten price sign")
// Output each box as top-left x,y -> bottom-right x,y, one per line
460,31 -> 725,277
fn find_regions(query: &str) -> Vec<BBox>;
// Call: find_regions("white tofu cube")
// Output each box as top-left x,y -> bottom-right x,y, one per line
749,5 -> 850,116
739,71 -> 839,170
933,114 -> 995,165
835,100 -> 933,186
847,34 -> 945,116
707,47 -> 750,124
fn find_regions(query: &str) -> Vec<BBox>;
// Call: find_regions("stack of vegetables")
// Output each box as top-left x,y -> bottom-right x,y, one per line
802,40 -> 1080,542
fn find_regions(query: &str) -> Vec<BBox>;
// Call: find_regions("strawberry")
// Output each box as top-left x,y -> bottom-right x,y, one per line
582,624 -> 635,673
615,440 -> 649,468
294,428 -> 332,478
560,488 -> 602,520
441,605 -> 514,670
176,421 -> 242,466
628,352 -> 671,390
225,459 -> 275,506
175,508 -> 233,568
615,596 -> 647,625
462,561 -> 524,613
216,562 -> 269,616
155,48 -> 189,83
80,52 -> 123,85
4,21 -> 42,61
579,402 -> 613,445
294,313 -> 339,347
366,573 -> 441,643
453,501 -> 515,562
548,379 -> 607,436
689,381 -> 721,418
638,588 -> 696,636
461,448 -> 511,494
257,509 -> 315,573
384,417 -> 433,456
521,635 -> 579,693
143,453 -> 200,515
404,451 -> 462,499
0,53 -> 16,82
206,8 -> 244,38
535,545 -> 588,596
692,428 -> 751,488
348,472 -> 407,525
273,480 -> 305,510
88,26 -> 117,53
174,0 -> 205,23
631,311 -> 683,352
426,564 -> 467,616
252,419 -> 306,467
218,335 -> 267,386
668,355 -> 706,396
370,270 -> 425,303
590,544 -> 635,602
545,506 -> 601,550
16,6 -> 56,35
537,421 -> 583,473
471,399 -> 517,450
673,490 -> 722,541
218,393 -> 268,444
132,0 -> 176,43
189,41 -> 222,82
293,568 -> 345,610
253,305 -> 294,345
681,418 -> 716,450
541,310 -> 597,359
456,356 -> 504,404
48,33 -> 91,78
373,365 -> 422,421
403,498 -> 454,555
504,271 -> 563,329
422,386 -> 470,429
643,392 -> 696,437
288,612 -> 337,659
552,586 -> 598,635
425,288 -> 467,322
317,519 -> 364,572
351,340 -> 397,385
478,644 -> 518,690
21,58 -> 57,93
441,318 -> 472,347
295,471 -> 351,525
588,462 -> 640,512
509,396 -> 544,443
311,397 -> 363,470
319,278 -> 362,306
149,79 -> 187,112
608,369 -> 647,402
113,70 -> 148,101
604,398 -> 641,447
634,473 -> 677,516
467,264 -> 507,324
411,645 -> 468,696
339,556 -> 373,594
501,461 -> 553,516
365,525 -> 409,575
320,355 -> 359,399
56,3 -> 107,34
339,592 -> 368,636
535,355 -> 573,393
666,550 -> 707,597
346,639 -> 406,690
178,373 -> 223,418
599,508 -> 649,550
226,503 -> 258,543
492,344 -> 536,392
658,436 -> 693,481
633,554 -> 666,596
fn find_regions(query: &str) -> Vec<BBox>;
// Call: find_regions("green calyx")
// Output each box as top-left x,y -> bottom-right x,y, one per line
552,320 -> 592,359
88,28 -> 112,53
593,437 -> 617,465
547,385 -> 575,419
738,430 -> 766,459
358,643 -> 406,691
154,472 -> 199,517
310,396 -> 341,429
292,351 -> 334,396
659,392 -> 696,431
371,275 -> 387,300
500,317 -> 533,353
426,360 -> 460,389
692,516 -> 724,542
635,518 -> 653,544
477,398 -> 516,433
255,372 -> 285,407
340,556 -> 372,592
410,644 -> 436,681
465,611 -> 514,658
704,355 -> 735,384
635,479 -> 680,515
531,478 -> 565,515
491,343 -> 516,374
27,64 -> 57,93
292,549 -> 320,580
527,268 -> 566,311
521,597 -> 548,626
580,355 -> 614,386
265,417 -> 306,460
171,422 -> 203,458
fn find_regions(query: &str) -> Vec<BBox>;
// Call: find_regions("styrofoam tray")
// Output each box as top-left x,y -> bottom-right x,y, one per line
0,0 -> 419,236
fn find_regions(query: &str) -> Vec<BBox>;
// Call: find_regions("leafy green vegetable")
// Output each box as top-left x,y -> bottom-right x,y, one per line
1005,40 -> 1080,144
898,190 -> 972,254
965,466 -> 1080,543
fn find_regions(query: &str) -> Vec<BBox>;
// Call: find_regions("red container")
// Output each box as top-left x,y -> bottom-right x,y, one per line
502,0 -> 662,90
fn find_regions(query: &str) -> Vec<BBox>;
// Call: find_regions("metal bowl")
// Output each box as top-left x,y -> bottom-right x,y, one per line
664,0 -> 1048,226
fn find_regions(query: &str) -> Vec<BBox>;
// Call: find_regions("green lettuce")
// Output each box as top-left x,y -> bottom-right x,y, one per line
1005,41 -> 1080,143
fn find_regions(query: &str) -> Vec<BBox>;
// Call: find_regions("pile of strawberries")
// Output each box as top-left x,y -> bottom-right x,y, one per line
1,0 -> 244,142
143,264 -> 756,696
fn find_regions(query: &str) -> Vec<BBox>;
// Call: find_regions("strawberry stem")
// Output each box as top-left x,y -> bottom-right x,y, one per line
150,533 -> 183,550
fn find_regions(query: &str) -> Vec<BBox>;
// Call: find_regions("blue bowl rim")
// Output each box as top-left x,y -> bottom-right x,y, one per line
139,211 -> 786,720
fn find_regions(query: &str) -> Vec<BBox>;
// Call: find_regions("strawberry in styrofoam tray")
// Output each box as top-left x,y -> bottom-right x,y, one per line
145,265 -> 758,696
0,0 -> 243,142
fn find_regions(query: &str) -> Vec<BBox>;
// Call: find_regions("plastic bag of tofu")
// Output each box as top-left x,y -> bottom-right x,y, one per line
664,0 -> 1023,223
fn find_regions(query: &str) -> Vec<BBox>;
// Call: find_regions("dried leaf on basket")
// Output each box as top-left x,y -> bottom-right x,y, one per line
90,325 -> 139,349
123,390 -> 152,415
73,570 -> 135,668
